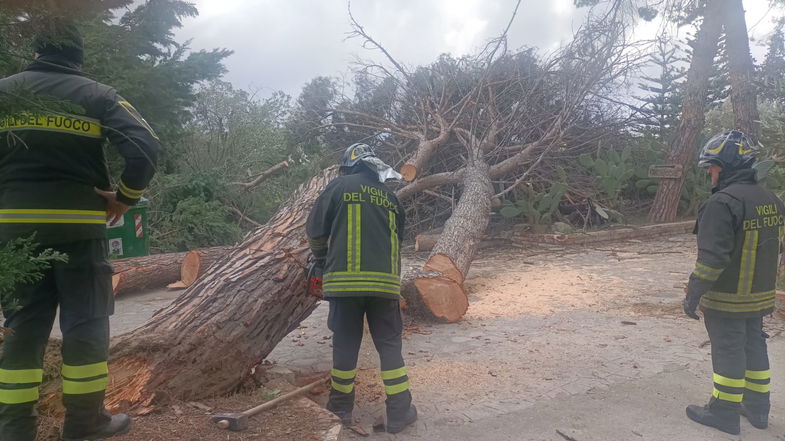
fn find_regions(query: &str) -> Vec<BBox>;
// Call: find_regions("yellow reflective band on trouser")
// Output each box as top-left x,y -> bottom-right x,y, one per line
0,368 -> 43,384
692,262 -> 723,281
385,381 -> 410,395
745,381 -> 771,394
713,373 -> 745,388
118,181 -> 144,200
0,209 -> 107,225
713,388 -> 743,403
331,380 -> 354,394
380,367 -> 407,381
331,368 -> 357,380
62,377 -> 108,395
0,387 -> 39,404
746,369 -> 770,381
62,362 -> 108,379
0,113 -> 102,138
737,230 -> 758,295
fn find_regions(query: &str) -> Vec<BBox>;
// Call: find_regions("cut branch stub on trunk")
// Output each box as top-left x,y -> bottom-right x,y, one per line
179,246 -> 235,287
103,167 -> 338,412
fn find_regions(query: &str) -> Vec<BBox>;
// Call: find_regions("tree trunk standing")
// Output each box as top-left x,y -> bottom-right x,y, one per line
649,2 -> 724,223
111,252 -> 188,295
103,168 -> 337,412
722,0 -> 761,142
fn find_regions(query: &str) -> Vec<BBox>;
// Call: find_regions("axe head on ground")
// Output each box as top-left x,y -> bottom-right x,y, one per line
211,412 -> 248,431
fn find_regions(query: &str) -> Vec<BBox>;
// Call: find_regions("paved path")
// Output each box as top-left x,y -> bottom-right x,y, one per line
266,234 -> 785,440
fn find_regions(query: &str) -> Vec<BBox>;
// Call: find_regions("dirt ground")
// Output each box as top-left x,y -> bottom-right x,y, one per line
31,233 -> 785,440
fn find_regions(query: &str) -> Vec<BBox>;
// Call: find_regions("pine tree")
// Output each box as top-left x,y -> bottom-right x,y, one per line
759,19 -> 785,104
636,36 -> 687,141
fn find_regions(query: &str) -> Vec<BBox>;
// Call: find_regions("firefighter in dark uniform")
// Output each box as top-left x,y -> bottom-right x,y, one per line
306,143 -> 417,433
0,22 -> 159,440
683,130 -> 781,435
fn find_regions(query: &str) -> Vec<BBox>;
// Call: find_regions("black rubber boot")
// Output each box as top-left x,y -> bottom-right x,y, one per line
387,404 -> 417,434
62,412 -> 131,441
686,399 -> 740,435
0,404 -> 38,441
326,401 -> 353,425
741,403 -> 769,430
326,390 -> 355,425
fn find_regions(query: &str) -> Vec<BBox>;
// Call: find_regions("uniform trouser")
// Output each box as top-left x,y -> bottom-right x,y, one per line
0,239 -> 114,441
326,297 -> 412,420
704,314 -> 770,415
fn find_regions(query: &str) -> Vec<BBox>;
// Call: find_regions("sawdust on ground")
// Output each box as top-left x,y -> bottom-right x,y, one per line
464,265 -> 629,319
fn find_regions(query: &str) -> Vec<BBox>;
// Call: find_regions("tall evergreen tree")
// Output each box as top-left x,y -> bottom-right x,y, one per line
636,36 -> 686,140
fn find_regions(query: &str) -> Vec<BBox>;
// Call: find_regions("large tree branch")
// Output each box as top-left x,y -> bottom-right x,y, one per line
231,160 -> 289,190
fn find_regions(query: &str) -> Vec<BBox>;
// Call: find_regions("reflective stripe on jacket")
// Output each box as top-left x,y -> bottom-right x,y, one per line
0,56 -> 159,245
306,169 -> 405,300
688,169 -> 784,318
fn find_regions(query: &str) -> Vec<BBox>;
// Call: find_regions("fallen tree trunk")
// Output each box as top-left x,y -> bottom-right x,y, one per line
103,168 -> 337,412
403,163 -> 492,322
111,252 -> 187,296
415,221 -> 696,251
178,246 -> 235,287
424,164 -> 493,285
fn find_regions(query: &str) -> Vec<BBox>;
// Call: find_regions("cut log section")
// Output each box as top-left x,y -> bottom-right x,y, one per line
179,246 -> 234,287
102,168 -> 338,412
400,269 -> 468,323
111,252 -> 187,296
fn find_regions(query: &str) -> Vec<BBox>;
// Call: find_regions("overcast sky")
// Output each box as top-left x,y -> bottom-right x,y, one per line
171,0 -> 783,98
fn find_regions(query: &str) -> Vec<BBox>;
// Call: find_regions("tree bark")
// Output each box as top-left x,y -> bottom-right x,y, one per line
400,115 -> 451,182
399,162 -> 492,322
423,163 -> 493,285
111,252 -> 188,296
649,2 -> 723,223
722,0 -> 761,142
104,168 -> 338,412
178,246 -> 235,287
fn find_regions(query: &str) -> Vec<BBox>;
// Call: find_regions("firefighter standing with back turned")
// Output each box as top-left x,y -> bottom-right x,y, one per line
306,143 -> 417,433
0,22 -> 159,440
683,130 -> 782,435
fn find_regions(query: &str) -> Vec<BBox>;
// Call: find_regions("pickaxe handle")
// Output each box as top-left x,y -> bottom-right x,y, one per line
216,375 -> 328,430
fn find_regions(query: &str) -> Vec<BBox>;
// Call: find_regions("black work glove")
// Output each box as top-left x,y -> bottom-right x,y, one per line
683,296 -> 700,320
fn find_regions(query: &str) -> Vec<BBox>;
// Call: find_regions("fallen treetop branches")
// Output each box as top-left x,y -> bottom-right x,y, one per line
330,2 -> 641,321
